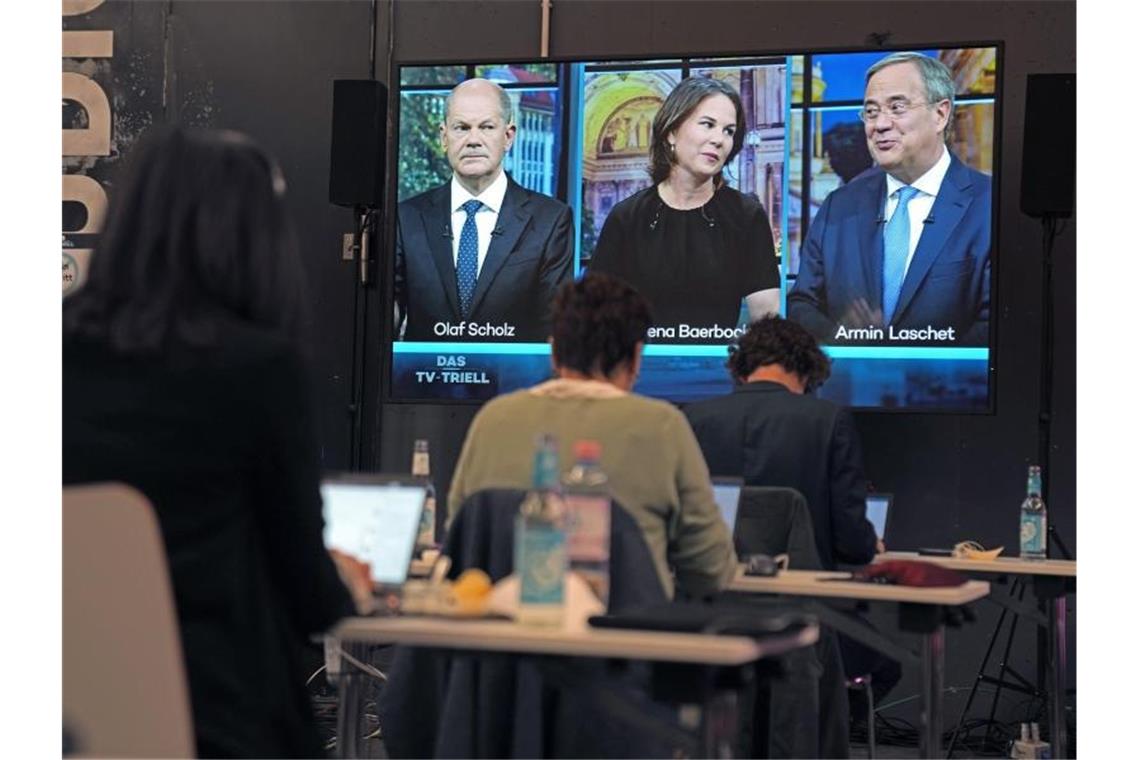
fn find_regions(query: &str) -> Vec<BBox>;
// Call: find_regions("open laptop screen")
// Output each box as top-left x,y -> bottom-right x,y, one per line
864,493 -> 893,541
321,475 -> 426,586
711,477 -> 744,533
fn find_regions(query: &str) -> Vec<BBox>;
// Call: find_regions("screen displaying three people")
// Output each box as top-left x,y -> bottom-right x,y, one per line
389,46 -> 997,410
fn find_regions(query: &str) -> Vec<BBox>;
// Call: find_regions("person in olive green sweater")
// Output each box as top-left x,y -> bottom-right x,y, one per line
448,273 -> 737,598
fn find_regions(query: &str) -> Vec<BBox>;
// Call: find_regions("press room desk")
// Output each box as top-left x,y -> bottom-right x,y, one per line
730,568 -> 990,759
878,552 -> 1076,758
331,615 -> 819,758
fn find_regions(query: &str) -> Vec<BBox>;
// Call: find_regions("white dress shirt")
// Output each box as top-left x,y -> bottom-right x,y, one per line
883,146 -> 951,275
449,171 -> 508,278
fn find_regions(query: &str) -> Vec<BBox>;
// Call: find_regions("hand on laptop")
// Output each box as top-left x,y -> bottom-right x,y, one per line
330,549 -> 374,615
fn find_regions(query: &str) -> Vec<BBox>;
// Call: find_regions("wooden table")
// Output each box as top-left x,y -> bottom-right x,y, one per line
330,614 -> 819,758
878,552 -> 1076,758
729,568 -> 990,758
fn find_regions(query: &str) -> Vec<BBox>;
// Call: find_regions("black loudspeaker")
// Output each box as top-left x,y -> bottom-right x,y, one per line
329,79 -> 388,208
1020,73 -> 1076,219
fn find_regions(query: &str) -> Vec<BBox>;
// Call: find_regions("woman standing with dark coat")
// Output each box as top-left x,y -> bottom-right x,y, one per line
63,127 -> 368,758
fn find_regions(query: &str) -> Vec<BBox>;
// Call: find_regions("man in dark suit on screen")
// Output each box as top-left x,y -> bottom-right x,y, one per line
788,52 -> 991,346
394,78 -> 573,342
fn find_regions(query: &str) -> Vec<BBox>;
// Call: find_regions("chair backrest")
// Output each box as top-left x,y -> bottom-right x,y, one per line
734,486 -> 823,571
381,489 -> 672,758
63,483 -> 195,758
443,488 -> 667,611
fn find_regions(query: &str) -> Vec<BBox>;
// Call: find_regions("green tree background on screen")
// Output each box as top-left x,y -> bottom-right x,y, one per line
398,93 -> 449,200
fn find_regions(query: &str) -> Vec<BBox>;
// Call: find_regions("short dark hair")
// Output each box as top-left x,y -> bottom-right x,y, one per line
649,76 -> 747,185
726,316 -> 832,392
550,273 -> 652,379
63,126 -> 307,354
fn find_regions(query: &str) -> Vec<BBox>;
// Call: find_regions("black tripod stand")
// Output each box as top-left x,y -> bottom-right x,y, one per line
945,212 -> 1074,758
944,577 -> 1041,756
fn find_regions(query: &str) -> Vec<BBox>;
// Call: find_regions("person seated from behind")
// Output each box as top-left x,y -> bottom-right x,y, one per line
684,315 -> 880,570
684,315 -> 898,724
448,272 -> 737,598
63,126 -> 371,759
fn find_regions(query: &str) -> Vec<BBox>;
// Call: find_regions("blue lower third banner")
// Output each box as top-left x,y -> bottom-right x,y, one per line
390,343 -> 991,410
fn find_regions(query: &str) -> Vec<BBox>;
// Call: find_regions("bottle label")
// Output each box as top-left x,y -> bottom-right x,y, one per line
565,494 -> 611,562
412,451 -> 430,476
417,495 -> 436,547
518,525 -> 566,606
1020,512 -> 1046,555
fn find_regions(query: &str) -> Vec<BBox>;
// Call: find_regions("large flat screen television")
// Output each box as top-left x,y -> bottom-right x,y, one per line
384,44 -> 999,410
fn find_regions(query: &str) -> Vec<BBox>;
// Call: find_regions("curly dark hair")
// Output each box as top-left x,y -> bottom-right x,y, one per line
726,316 -> 832,392
550,273 -> 652,379
649,76 -> 747,186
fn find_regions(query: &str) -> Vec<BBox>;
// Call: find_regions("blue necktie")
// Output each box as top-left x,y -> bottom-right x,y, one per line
456,199 -> 482,318
882,186 -> 920,324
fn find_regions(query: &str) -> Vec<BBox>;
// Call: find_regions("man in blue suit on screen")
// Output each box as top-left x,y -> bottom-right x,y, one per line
788,52 -> 991,346
394,78 -> 573,342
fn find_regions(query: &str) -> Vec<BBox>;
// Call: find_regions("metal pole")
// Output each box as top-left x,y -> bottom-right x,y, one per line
1049,595 -> 1068,757
920,628 -> 945,759
335,640 -> 367,758
539,0 -> 551,58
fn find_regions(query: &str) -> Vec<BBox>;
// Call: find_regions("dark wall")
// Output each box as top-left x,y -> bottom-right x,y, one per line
65,0 -> 375,469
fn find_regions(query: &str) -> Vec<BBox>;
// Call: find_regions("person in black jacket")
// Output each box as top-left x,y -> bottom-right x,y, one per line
683,315 -> 880,570
63,127 -> 370,758
684,316 -> 900,729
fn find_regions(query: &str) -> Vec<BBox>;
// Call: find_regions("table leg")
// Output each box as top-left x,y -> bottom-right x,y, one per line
335,640 -> 369,759
919,627 -> 945,759
1049,595 -> 1068,758
701,690 -> 739,759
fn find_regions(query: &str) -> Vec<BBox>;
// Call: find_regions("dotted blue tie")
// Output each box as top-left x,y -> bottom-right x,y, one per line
456,199 -> 482,318
882,186 -> 920,324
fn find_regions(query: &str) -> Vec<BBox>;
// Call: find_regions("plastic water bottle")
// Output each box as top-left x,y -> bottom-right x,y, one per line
515,434 -> 567,626
411,439 -> 437,551
562,440 -> 612,608
1019,465 -> 1047,560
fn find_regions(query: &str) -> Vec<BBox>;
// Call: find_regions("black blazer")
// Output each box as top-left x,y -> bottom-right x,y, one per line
63,326 -> 354,758
683,381 -> 877,569
394,177 -> 574,341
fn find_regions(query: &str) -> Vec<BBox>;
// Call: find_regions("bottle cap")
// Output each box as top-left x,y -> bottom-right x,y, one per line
573,440 -> 602,461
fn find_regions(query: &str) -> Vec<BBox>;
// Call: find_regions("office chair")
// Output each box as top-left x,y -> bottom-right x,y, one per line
732,486 -> 853,759
378,488 -> 678,758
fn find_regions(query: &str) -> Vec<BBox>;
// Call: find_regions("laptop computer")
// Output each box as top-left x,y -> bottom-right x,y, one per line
320,473 -> 427,590
864,492 -> 894,543
711,476 -> 744,534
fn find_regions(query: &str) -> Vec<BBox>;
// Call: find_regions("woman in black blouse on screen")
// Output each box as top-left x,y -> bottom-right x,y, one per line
63,127 -> 370,758
589,77 -> 780,335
